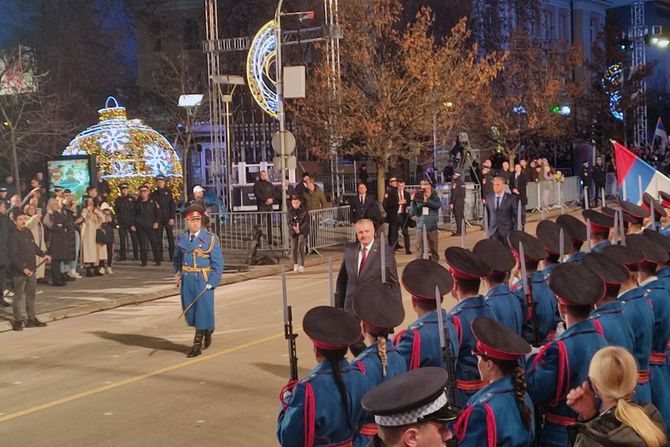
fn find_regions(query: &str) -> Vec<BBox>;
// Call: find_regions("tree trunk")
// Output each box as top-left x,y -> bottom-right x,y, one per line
10,128 -> 20,200
376,159 -> 386,201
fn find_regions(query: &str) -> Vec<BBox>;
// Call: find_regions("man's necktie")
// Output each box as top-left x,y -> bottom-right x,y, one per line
190,234 -> 195,242
359,247 -> 367,275
496,196 -> 501,210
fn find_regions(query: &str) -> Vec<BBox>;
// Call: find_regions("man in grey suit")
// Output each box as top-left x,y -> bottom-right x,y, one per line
485,177 -> 518,244
335,218 -> 400,312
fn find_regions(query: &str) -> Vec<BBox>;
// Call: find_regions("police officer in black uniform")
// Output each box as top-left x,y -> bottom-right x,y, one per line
132,185 -> 161,266
580,161 -> 592,209
592,156 -> 607,207
152,175 -> 176,261
450,171 -> 466,236
114,183 -> 138,261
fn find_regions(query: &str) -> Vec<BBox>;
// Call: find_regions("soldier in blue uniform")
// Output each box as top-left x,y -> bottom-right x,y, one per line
526,263 -> 608,447
393,259 -> 459,372
627,234 -> 670,428
581,252 -> 635,353
619,200 -> 648,235
173,205 -> 224,358
582,210 -> 614,252
508,230 -> 560,345
601,244 -> 654,404
277,306 -> 373,447
645,229 -> 670,371
362,367 -> 461,446
537,218 -> 573,277
641,192 -> 666,232
453,317 -> 535,447
659,191 -> 670,236
556,214 -> 587,263
351,283 -> 407,446
473,238 -> 523,335
444,247 -> 496,406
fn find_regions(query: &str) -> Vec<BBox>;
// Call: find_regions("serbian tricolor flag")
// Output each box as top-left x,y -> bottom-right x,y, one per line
613,140 -> 670,205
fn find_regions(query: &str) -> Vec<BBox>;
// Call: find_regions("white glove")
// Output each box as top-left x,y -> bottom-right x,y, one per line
205,284 -> 213,290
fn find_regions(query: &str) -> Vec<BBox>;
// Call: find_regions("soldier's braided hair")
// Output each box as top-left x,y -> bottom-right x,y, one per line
375,335 -> 388,377
318,347 -> 353,429
489,357 -> 532,429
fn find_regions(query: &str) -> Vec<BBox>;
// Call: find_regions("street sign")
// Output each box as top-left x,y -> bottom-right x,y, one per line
273,156 -> 297,170
272,130 -> 296,155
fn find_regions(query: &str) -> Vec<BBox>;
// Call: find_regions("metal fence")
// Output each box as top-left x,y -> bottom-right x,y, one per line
525,177 -> 581,212
306,206 -> 355,255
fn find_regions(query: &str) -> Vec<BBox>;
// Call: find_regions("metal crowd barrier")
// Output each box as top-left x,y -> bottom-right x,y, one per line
525,177 -> 580,212
306,206 -> 355,255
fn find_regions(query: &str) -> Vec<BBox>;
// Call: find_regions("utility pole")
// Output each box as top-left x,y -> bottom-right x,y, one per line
275,0 -> 288,250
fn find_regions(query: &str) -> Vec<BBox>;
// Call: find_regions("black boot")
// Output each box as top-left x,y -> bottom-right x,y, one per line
187,330 -> 204,358
86,267 -> 94,277
25,317 -> 47,328
94,266 -> 104,276
203,329 -> 213,349
12,320 -> 23,331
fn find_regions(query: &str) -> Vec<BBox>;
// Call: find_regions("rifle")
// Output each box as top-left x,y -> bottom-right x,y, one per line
282,270 -> 299,381
519,242 -> 541,346
435,285 -> 458,404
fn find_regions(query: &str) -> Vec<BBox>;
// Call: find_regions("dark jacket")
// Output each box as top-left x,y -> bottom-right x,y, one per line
152,188 -> 176,222
581,166 -> 592,187
384,188 -> 411,222
46,210 -> 76,261
8,225 -> 45,275
592,165 -> 607,187
350,195 -> 382,227
101,218 -> 116,244
134,199 -> 160,228
485,192 -> 518,241
510,171 -> 529,206
254,179 -> 276,211
449,178 -> 466,209
114,194 -> 136,226
0,213 -> 8,266
288,206 -> 309,236
568,403 -> 667,447
410,191 -> 441,231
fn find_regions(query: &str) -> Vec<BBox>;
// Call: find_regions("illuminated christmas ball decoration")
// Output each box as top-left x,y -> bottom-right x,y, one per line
62,97 -> 183,202
247,20 -> 279,118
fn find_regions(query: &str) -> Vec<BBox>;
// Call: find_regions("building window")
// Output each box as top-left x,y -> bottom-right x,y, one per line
544,10 -> 554,42
559,14 -> 568,41
590,18 -> 597,44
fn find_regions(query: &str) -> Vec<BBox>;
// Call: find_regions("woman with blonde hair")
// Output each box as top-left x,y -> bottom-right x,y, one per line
567,346 -> 667,446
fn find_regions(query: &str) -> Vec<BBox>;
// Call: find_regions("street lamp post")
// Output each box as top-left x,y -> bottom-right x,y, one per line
275,0 -> 288,250
178,94 -> 204,204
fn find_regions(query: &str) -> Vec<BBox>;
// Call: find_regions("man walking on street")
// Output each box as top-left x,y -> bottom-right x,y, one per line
450,171 -> 466,236
8,211 -> 51,330
152,175 -> 176,261
114,183 -> 138,261
253,170 -> 276,242
485,176 -> 517,243
132,186 -> 161,266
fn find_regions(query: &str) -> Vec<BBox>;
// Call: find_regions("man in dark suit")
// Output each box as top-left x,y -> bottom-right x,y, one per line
510,163 -> 528,229
350,182 -> 382,228
449,171 -> 466,236
335,219 -> 400,316
486,176 -> 518,243
383,178 -> 412,253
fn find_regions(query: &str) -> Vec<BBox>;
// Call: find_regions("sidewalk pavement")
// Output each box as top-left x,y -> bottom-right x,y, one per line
0,206 -> 579,333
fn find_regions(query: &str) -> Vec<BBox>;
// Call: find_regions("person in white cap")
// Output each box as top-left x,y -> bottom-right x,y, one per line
190,185 -> 210,229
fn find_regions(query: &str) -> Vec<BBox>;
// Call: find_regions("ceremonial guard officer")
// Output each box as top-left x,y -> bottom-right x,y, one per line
581,252 -> 636,353
536,218 -> 573,279
626,234 -> 670,427
508,230 -> 560,345
453,317 -> 535,447
601,244 -> 654,404
473,239 -> 523,335
556,214 -> 586,263
450,171 -> 466,236
644,230 -> 670,372
394,259 -> 459,371
444,247 -> 496,406
361,367 -> 461,447
352,283 -> 407,446
659,191 -> 670,235
152,174 -> 176,261
642,192 -> 667,232
526,263 -> 608,447
277,306 -> 374,447
114,183 -> 138,261
619,200 -> 648,234
173,205 -> 223,358
601,205 -> 633,234
582,210 -> 613,252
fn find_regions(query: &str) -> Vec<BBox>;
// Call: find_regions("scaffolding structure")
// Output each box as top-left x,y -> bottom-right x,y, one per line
632,1 -> 648,148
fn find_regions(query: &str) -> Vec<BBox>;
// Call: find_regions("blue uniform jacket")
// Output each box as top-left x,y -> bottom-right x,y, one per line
448,295 -> 496,406
526,320 -> 607,447
484,283 -> 523,335
659,267 -> 670,369
589,301 -> 635,353
565,251 -> 585,263
618,287 -> 654,404
643,279 -> 670,428
660,224 -> 670,236
512,270 -> 561,345
173,230 -> 224,330
591,239 -> 611,253
277,359 -> 374,447
454,376 -> 535,447
352,341 -> 406,447
394,309 -> 460,372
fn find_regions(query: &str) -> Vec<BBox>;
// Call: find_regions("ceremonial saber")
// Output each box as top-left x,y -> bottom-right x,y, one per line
559,228 -> 565,263
381,232 -> 386,284
328,256 -> 334,306
422,225 -> 429,260
650,198 -> 657,231
178,285 -> 211,319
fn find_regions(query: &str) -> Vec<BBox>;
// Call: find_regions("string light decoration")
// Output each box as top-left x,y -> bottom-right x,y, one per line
247,20 -> 279,118
62,97 -> 183,202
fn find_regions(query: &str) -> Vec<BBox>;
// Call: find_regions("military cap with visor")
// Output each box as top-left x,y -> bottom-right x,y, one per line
444,247 -> 490,280
581,252 -> 630,286
642,193 -> 667,218
507,230 -> 548,263
184,204 -> 206,220
303,306 -> 361,351
471,317 -> 531,361
626,234 -> 669,265
582,210 -> 614,233
556,214 -> 587,243
473,238 -> 515,273
536,219 -> 574,256
353,283 -> 405,333
401,259 -> 453,301
549,263 -> 605,306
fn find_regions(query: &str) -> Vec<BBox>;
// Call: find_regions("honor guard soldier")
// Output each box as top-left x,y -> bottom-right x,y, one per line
152,175 -> 176,261
508,230 -> 561,345
626,234 -> 670,427
473,239 -> 523,335
361,367 -> 461,447
394,259 -> 460,371
556,214 -> 587,263
536,219 -> 573,277
114,183 -> 138,261
277,306 -> 374,447
642,192 -> 667,232
453,318 -> 535,447
601,244 -> 654,404
659,191 -> 670,236
601,205 -> 633,235
352,283 -> 407,446
582,210 -> 614,252
444,247 -> 496,406
173,205 -> 223,358
619,200 -> 649,234
526,263 -> 608,447
581,252 -> 636,353
643,230 -> 670,372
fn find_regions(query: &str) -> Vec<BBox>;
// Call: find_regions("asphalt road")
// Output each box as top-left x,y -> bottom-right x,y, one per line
0,218 -> 551,446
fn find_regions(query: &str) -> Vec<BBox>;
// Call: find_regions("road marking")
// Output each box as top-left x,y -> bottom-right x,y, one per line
0,330 -> 296,424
